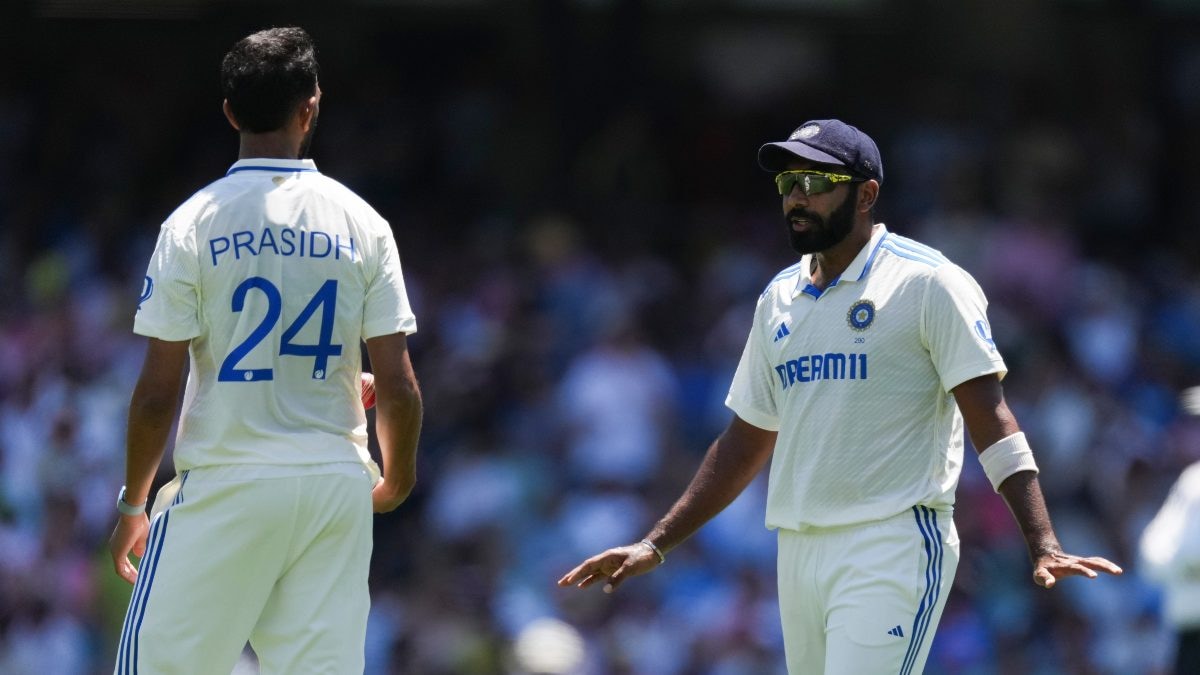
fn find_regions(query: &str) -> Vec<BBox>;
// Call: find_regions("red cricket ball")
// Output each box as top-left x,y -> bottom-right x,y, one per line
360,372 -> 376,409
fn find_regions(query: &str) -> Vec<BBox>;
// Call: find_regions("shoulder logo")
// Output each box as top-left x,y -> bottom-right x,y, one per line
974,319 -> 996,352
790,124 -> 820,141
847,299 -> 875,331
138,276 -> 154,310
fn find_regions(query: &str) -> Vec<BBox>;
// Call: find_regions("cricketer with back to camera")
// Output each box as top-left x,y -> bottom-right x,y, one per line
559,118 -> 1123,674
108,26 -> 422,674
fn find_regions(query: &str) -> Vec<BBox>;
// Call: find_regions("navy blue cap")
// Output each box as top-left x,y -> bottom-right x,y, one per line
757,119 -> 883,184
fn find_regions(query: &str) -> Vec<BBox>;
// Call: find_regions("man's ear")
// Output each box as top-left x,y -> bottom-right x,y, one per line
222,100 -> 240,131
858,180 -> 879,213
299,94 -> 318,132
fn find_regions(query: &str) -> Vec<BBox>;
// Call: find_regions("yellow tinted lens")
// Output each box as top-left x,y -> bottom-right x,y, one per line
776,171 -> 837,196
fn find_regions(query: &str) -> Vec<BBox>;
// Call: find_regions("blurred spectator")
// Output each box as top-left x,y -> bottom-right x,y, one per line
558,318 -> 678,487
2,2 -> 1199,672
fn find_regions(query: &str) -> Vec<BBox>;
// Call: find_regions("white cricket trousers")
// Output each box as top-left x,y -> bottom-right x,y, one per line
114,463 -> 375,675
777,505 -> 959,674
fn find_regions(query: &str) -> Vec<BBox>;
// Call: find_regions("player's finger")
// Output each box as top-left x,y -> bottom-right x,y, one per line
132,534 -> 147,558
572,563 -> 615,588
1078,556 -> 1123,574
558,561 -> 598,587
1051,562 -> 1098,579
559,552 -> 622,586
603,560 -> 637,594
575,573 -> 605,589
120,560 -> 139,585
1033,567 -> 1055,588
111,550 -> 138,585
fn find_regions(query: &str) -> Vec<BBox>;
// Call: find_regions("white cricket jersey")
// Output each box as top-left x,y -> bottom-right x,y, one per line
134,158 -> 417,471
726,224 -> 1005,530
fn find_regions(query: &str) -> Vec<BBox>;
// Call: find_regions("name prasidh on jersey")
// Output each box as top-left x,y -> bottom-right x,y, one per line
208,227 -> 357,267
774,352 -> 868,389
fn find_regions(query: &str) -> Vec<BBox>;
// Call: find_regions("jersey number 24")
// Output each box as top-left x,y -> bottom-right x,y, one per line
218,277 -> 342,382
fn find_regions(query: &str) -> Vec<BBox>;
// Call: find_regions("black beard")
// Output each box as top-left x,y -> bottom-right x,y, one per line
786,186 -> 857,255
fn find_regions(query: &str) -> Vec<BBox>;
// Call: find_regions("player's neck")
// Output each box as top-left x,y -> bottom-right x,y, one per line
810,221 -> 876,290
237,131 -> 303,160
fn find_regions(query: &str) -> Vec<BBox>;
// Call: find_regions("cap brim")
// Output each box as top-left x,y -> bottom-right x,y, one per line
757,141 -> 844,172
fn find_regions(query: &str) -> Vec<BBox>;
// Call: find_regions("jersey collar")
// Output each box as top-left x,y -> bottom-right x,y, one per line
794,223 -> 890,298
225,158 -> 319,176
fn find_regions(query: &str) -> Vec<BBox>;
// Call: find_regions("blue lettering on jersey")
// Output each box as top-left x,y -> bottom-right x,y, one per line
280,228 -> 297,255
774,352 -> 868,389
309,231 -> 331,258
208,227 -> 357,267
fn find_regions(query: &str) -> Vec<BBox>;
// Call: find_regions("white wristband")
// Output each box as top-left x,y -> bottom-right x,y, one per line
116,486 -> 147,516
978,432 -> 1039,493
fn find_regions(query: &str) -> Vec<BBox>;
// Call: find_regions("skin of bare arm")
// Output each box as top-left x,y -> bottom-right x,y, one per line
952,374 -> 1123,587
364,332 -> 422,513
558,415 -> 777,592
108,337 -> 190,584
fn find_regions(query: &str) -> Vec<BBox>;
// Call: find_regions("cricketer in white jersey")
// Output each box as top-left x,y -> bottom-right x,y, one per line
559,118 -> 1122,674
135,157 -> 414,473
109,27 -> 422,675
731,224 -> 1004,531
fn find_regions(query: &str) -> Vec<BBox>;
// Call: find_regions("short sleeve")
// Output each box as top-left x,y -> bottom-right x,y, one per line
922,264 -> 1007,392
725,302 -> 780,431
133,222 -> 202,341
362,229 -> 418,339
1139,463 -> 1200,582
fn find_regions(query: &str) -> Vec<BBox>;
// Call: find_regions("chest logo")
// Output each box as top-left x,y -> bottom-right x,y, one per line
847,299 -> 876,331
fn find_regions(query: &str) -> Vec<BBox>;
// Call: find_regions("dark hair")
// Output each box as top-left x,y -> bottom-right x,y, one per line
220,27 -> 319,133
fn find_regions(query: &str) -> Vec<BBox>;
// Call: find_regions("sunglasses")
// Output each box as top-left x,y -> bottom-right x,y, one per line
774,169 -> 866,197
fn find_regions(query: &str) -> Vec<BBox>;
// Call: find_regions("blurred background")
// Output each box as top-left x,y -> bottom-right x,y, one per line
1,0 -> 1199,673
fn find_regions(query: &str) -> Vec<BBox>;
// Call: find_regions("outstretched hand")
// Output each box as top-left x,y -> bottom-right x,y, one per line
1032,550 -> 1123,588
557,543 -> 662,594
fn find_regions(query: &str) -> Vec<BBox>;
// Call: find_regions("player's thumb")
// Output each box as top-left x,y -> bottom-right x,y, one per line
1034,568 -> 1055,589
132,533 -> 147,558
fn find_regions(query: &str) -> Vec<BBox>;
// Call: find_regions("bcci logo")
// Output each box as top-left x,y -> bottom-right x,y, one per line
847,299 -> 875,331
790,124 -> 820,141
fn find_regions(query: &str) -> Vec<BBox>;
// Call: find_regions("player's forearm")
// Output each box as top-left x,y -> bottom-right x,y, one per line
374,376 -> 422,498
997,470 -> 1062,560
646,419 -> 775,555
123,390 -> 177,505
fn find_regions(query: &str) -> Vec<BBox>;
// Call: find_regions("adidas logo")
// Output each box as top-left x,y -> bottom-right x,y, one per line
887,625 -> 905,638
773,323 -> 791,342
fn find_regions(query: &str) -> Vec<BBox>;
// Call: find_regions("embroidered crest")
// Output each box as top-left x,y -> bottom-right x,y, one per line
847,299 -> 876,331
790,124 -> 820,141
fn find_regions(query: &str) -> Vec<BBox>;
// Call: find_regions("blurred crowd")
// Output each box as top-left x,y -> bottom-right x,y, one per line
2,2 -> 1200,673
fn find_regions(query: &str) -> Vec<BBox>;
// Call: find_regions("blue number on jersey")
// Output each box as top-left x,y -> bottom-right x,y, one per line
280,279 -> 343,379
219,277 -> 281,382
218,277 -> 343,382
